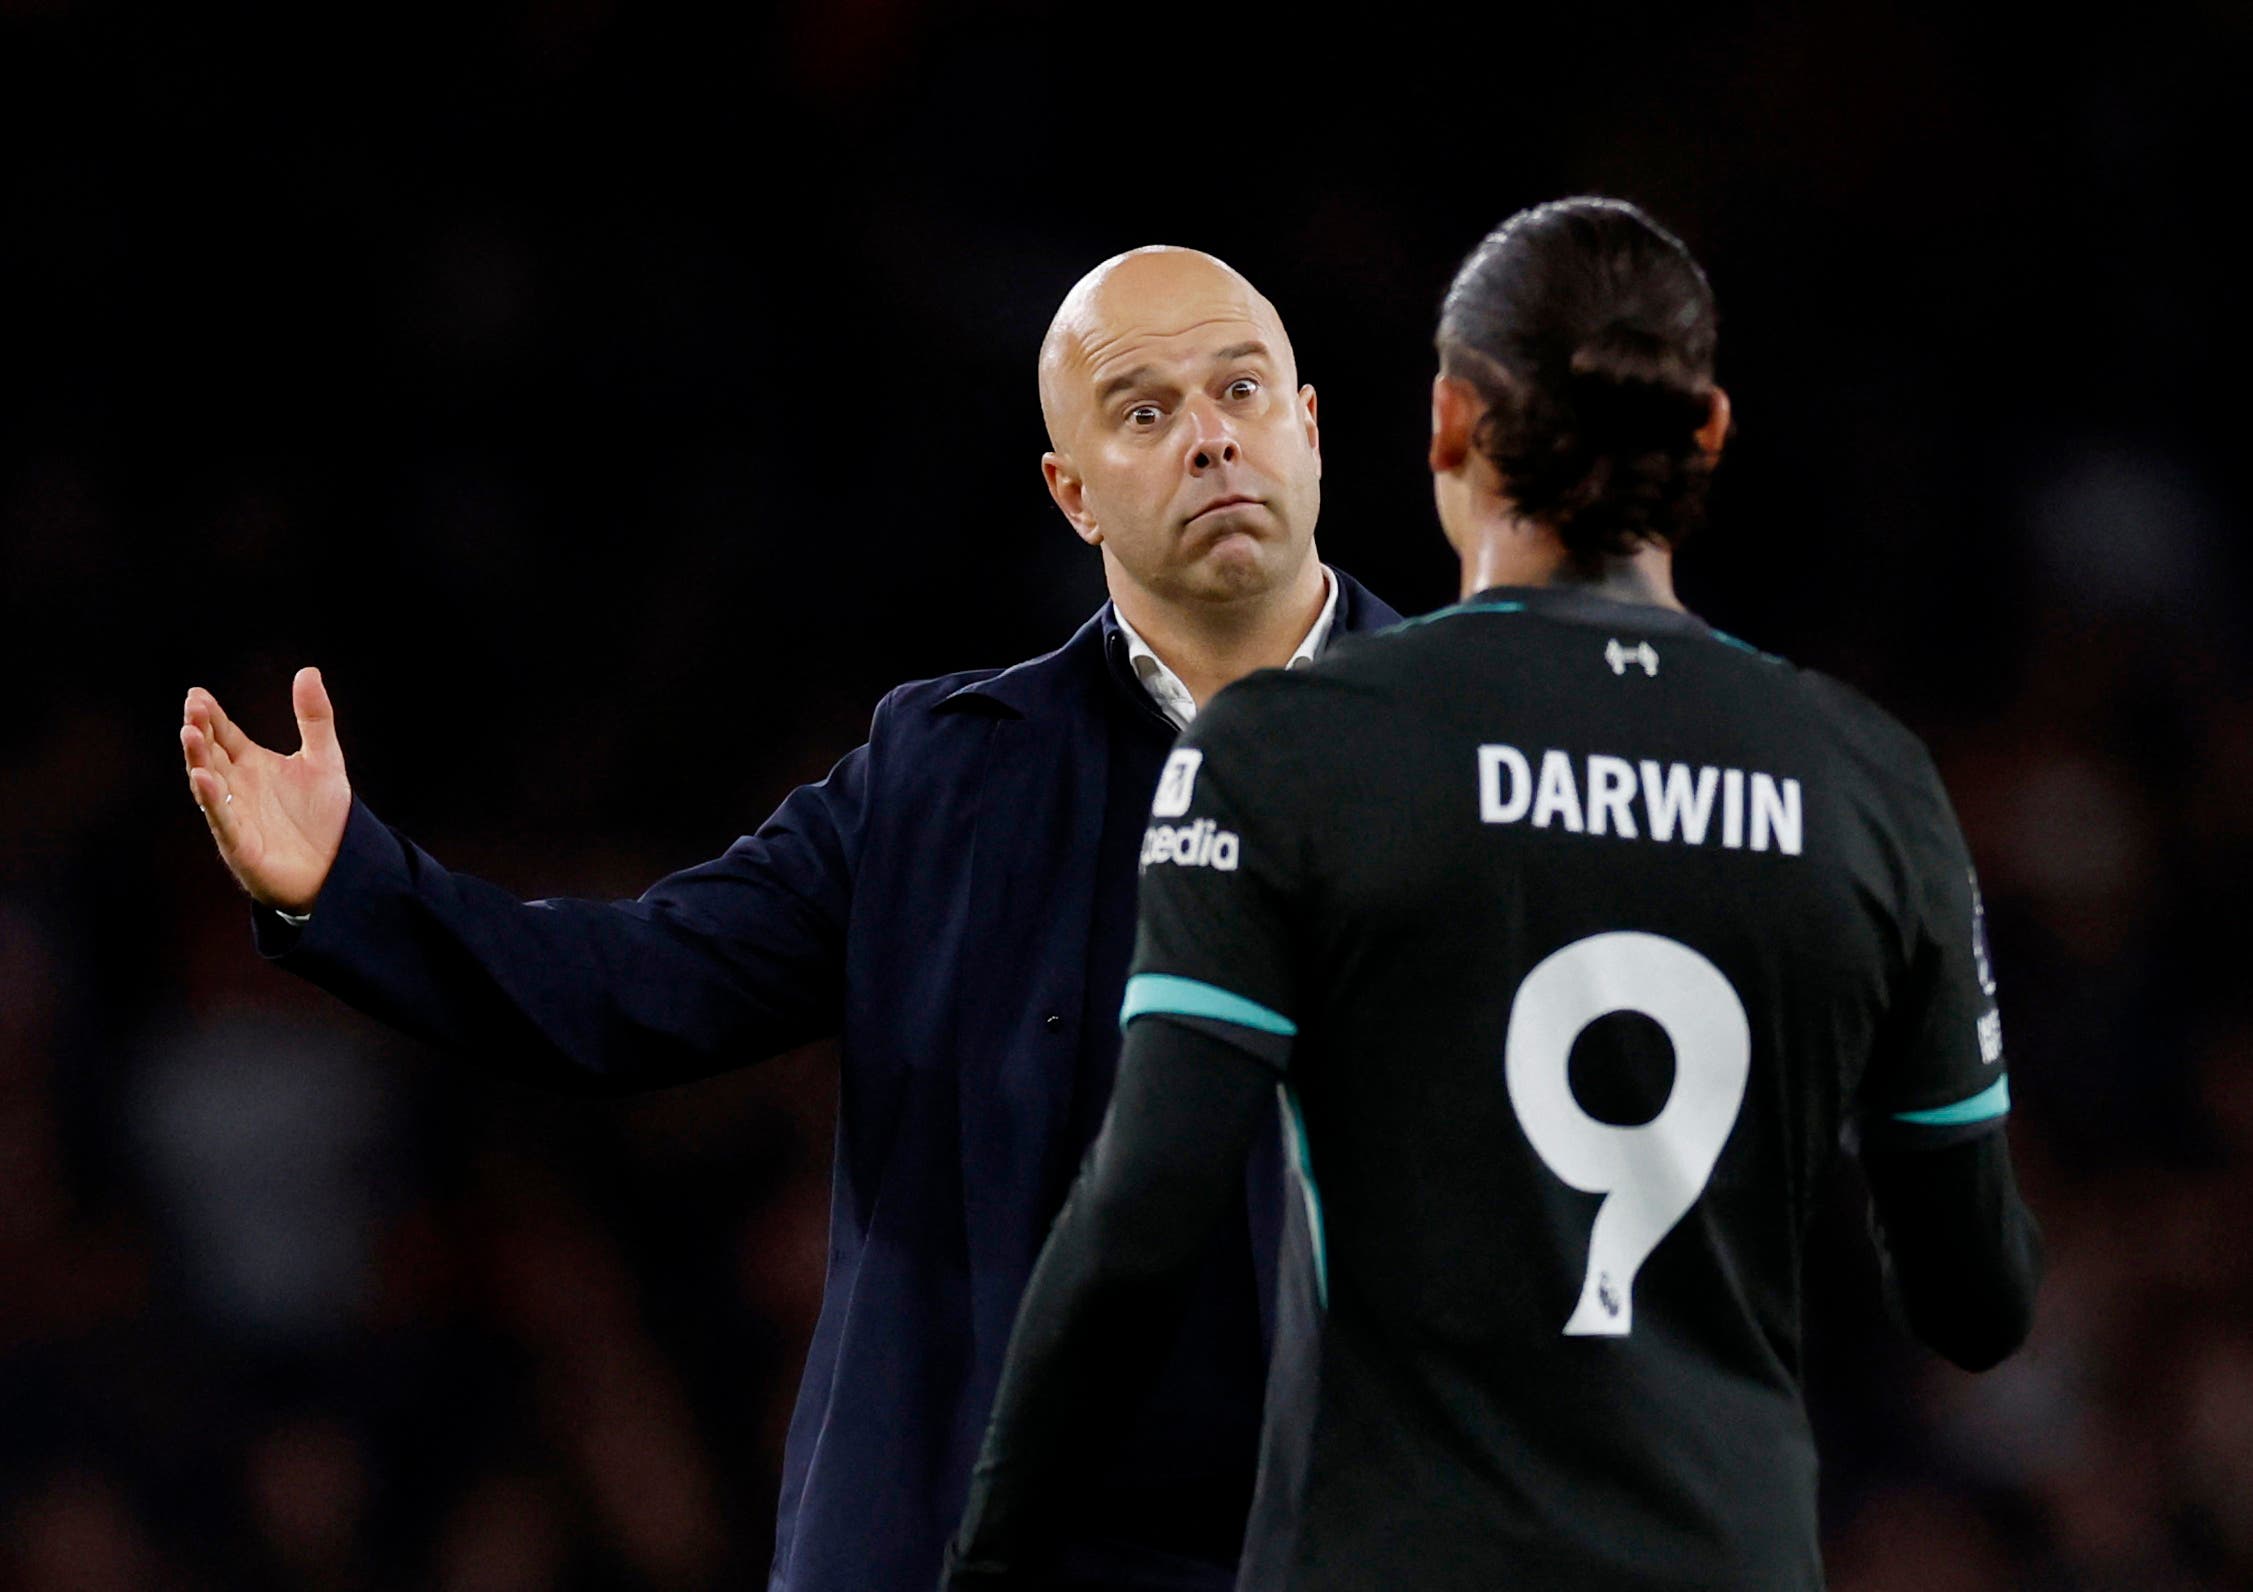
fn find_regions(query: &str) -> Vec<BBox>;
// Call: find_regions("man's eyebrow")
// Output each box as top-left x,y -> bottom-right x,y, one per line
1094,365 -> 1159,407
1094,342 -> 1275,408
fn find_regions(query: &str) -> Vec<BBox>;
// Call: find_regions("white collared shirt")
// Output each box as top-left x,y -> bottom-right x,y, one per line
1113,564 -> 1340,731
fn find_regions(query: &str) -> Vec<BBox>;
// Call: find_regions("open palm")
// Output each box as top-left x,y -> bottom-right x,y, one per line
180,667 -> 353,912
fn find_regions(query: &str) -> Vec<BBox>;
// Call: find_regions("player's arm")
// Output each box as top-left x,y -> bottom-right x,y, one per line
945,1019 -> 1281,1586
1856,773 -> 2041,1370
1864,1134 -> 2040,1371
182,670 -> 863,1091
946,691 -> 1306,1587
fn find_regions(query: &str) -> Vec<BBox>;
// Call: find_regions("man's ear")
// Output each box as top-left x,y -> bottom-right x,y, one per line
1696,387 -> 1732,462
1429,374 -> 1481,474
1043,452 -> 1102,546
1299,384 -> 1321,480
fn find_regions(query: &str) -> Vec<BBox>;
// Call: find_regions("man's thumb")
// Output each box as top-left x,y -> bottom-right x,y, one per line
293,666 -> 343,764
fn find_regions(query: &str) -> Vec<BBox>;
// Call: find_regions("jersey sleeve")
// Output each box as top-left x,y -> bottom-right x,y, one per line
1122,682 -> 1307,1073
1860,766 -> 2012,1150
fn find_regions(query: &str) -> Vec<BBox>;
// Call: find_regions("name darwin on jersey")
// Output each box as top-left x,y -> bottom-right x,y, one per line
1478,744 -> 1804,856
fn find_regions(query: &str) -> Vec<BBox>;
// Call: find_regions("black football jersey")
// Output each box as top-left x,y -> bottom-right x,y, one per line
1122,583 -> 2012,1591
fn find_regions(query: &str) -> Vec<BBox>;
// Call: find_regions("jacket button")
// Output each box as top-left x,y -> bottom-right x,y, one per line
1044,1013 -> 1064,1033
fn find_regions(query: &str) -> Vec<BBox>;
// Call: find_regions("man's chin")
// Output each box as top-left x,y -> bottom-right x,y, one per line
1181,533 -> 1281,601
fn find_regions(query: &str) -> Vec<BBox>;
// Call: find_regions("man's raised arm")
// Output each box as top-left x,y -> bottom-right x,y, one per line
181,668 -> 861,1092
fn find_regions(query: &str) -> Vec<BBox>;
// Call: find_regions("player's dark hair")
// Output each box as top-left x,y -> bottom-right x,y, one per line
1437,197 -> 1720,562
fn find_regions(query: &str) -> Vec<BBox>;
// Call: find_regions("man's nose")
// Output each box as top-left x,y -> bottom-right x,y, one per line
1182,398 -> 1241,473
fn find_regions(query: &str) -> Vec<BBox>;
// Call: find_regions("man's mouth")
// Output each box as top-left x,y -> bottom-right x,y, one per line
1187,495 -> 1261,523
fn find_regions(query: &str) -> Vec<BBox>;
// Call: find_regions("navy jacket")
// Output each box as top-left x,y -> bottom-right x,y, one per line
258,574 -> 1402,1592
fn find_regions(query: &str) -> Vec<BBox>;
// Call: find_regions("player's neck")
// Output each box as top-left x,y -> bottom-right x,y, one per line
1457,521 -> 1683,612
1112,553 -> 1329,710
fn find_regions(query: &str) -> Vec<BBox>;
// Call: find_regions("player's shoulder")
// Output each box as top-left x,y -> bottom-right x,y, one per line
1787,663 -> 1957,829
1791,665 -> 1936,770
1218,609 -> 1489,705
1173,666 -> 1380,809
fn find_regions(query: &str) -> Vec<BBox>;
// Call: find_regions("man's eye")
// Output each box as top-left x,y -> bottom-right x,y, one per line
1126,404 -> 1163,427
1226,378 -> 1260,400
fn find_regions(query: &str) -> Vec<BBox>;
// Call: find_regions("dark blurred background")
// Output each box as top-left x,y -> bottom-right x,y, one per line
3,2 -> 2248,1587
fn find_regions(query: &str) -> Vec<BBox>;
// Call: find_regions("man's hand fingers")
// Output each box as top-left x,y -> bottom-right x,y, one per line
188,687 -> 255,759
186,718 -> 237,780
292,666 -> 342,766
182,725 -> 239,825
182,720 -> 220,779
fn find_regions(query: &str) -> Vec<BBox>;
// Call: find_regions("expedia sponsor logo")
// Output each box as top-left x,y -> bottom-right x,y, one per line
1140,817 -> 1241,872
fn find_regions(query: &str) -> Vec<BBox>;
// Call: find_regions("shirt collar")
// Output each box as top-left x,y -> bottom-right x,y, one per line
1459,582 -> 1715,639
1113,564 -> 1340,731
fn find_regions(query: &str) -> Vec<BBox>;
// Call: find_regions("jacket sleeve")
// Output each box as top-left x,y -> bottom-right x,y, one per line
253,718 -> 875,1094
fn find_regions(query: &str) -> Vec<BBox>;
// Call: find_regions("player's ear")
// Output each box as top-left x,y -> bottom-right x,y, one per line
1696,387 -> 1732,463
1044,451 -> 1103,547
1429,374 -> 1480,475
1298,384 -> 1321,479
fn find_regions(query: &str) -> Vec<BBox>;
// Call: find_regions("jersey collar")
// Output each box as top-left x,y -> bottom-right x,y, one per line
1460,584 -> 1717,640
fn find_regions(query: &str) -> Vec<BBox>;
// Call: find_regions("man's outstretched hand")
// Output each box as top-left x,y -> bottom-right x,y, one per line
181,667 -> 353,913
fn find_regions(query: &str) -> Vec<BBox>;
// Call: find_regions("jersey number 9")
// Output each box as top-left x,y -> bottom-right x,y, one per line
1504,932 -> 1750,1337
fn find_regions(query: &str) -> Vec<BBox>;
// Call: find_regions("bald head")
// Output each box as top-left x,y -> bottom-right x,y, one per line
1033,244 -> 1323,620
1038,246 -> 1299,450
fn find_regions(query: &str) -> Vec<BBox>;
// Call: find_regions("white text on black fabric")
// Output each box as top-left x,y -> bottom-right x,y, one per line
1477,745 -> 1803,856
1140,818 -> 1241,872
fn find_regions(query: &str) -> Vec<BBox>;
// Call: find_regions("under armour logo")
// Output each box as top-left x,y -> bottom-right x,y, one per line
1605,639 -> 1659,677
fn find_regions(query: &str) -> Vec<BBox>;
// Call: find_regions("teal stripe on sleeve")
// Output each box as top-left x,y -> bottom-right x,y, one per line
1120,973 -> 1298,1036
1282,1084 -> 1329,1309
1892,1075 -> 2011,1127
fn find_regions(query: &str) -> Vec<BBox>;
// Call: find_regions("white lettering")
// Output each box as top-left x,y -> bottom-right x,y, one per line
1586,755 -> 1639,839
1532,750 -> 1585,832
1140,822 -> 1243,873
1750,774 -> 1802,856
1479,745 -> 1532,823
1476,748 -> 1803,860
1640,761 -> 1718,845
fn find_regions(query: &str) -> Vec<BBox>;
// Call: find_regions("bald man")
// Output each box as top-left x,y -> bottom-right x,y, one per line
180,248 -> 1400,1592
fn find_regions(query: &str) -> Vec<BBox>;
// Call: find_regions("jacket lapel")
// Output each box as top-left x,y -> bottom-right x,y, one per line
943,618 -> 1113,1392
1333,566 -> 1404,636
940,574 -> 1401,1393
